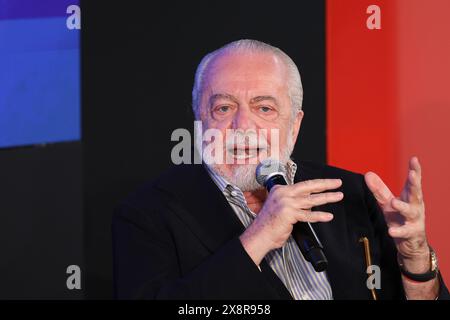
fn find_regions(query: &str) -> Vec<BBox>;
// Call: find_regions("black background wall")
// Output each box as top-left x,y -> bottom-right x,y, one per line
82,0 -> 326,299
0,142 -> 84,299
0,0 -> 326,299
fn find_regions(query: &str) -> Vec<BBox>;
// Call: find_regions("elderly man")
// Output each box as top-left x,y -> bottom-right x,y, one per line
112,39 -> 448,300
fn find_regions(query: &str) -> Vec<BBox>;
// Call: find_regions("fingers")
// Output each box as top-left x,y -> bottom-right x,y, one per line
364,171 -> 394,210
388,226 -> 414,239
391,197 -> 410,213
296,210 -> 334,223
391,197 -> 423,222
404,156 -> 423,204
387,223 -> 424,239
410,156 -> 422,178
296,191 -> 344,209
290,178 -> 343,195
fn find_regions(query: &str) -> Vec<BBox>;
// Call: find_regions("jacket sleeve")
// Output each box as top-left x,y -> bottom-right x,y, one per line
112,202 -> 277,300
362,175 -> 450,300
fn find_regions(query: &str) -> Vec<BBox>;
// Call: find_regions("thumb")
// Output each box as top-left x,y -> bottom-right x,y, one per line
364,171 -> 395,210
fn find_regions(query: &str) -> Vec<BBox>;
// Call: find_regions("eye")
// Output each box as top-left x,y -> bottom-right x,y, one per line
253,104 -> 278,120
259,106 -> 272,113
256,105 -> 276,114
214,105 -> 232,114
219,106 -> 230,113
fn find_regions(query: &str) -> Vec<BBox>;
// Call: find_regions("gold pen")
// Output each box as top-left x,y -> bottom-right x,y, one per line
359,236 -> 378,300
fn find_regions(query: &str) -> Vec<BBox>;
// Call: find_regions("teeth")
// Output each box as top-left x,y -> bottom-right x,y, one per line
233,153 -> 256,159
230,148 -> 259,159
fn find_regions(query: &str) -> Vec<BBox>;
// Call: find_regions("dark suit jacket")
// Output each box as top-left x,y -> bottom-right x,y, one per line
112,161 -> 449,299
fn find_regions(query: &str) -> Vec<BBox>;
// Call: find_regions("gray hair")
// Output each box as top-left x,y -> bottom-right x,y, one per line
192,39 -> 304,119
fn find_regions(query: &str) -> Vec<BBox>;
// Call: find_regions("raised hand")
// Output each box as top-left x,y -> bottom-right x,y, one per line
365,156 -> 439,299
365,156 -> 428,262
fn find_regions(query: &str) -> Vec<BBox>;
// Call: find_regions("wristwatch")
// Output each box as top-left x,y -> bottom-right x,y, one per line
399,247 -> 439,282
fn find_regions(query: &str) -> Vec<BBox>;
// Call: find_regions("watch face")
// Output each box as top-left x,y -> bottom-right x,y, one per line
431,250 -> 439,271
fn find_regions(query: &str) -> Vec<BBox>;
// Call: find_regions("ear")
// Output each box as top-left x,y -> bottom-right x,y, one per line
291,110 -> 304,142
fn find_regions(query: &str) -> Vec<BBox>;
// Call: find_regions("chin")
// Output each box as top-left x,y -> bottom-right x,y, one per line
229,163 -> 263,192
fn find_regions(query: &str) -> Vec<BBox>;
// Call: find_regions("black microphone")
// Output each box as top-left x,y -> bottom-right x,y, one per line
256,159 -> 328,272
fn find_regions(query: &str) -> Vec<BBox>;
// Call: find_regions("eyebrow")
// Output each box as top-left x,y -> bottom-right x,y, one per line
209,93 -> 279,107
209,93 -> 239,107
249,95 -> 279,106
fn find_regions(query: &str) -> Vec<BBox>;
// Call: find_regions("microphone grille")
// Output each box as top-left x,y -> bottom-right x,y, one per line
255,158 -> 287,186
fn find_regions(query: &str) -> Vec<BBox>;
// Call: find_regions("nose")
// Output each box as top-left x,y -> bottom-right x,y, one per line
231,107 -> 256,131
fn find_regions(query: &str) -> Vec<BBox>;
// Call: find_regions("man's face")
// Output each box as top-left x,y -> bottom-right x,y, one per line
198,51 -> 303,191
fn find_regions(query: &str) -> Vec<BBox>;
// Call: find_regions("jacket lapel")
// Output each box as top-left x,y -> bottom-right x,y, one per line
295,162 -> 370,299
155,163 -> 246,252
154,164 -> 293,299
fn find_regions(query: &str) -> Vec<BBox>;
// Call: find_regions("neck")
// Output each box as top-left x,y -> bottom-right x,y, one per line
243,189 -> 267,214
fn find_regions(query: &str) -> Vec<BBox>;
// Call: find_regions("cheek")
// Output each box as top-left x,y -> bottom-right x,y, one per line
202,112 -> 231,130
201,124 -> 228,148
261,124 -> 289,146
273,133 -> 290,152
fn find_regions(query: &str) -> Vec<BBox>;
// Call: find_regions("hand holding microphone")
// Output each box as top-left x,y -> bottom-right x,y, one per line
239,159 -> 344,271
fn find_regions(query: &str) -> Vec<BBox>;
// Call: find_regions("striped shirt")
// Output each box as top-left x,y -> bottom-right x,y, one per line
204,161 -> 333,300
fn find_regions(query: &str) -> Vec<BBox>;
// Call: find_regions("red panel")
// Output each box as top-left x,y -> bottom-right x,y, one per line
327,0 -> 450,280
326,0 -> 400,191
396,0 -> 450,282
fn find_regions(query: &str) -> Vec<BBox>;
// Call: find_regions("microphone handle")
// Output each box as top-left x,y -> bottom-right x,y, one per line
292,222 -> 328,272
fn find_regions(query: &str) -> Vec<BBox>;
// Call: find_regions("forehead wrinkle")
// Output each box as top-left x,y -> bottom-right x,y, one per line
249,95 -> 279,106
208,93 -> 240,107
